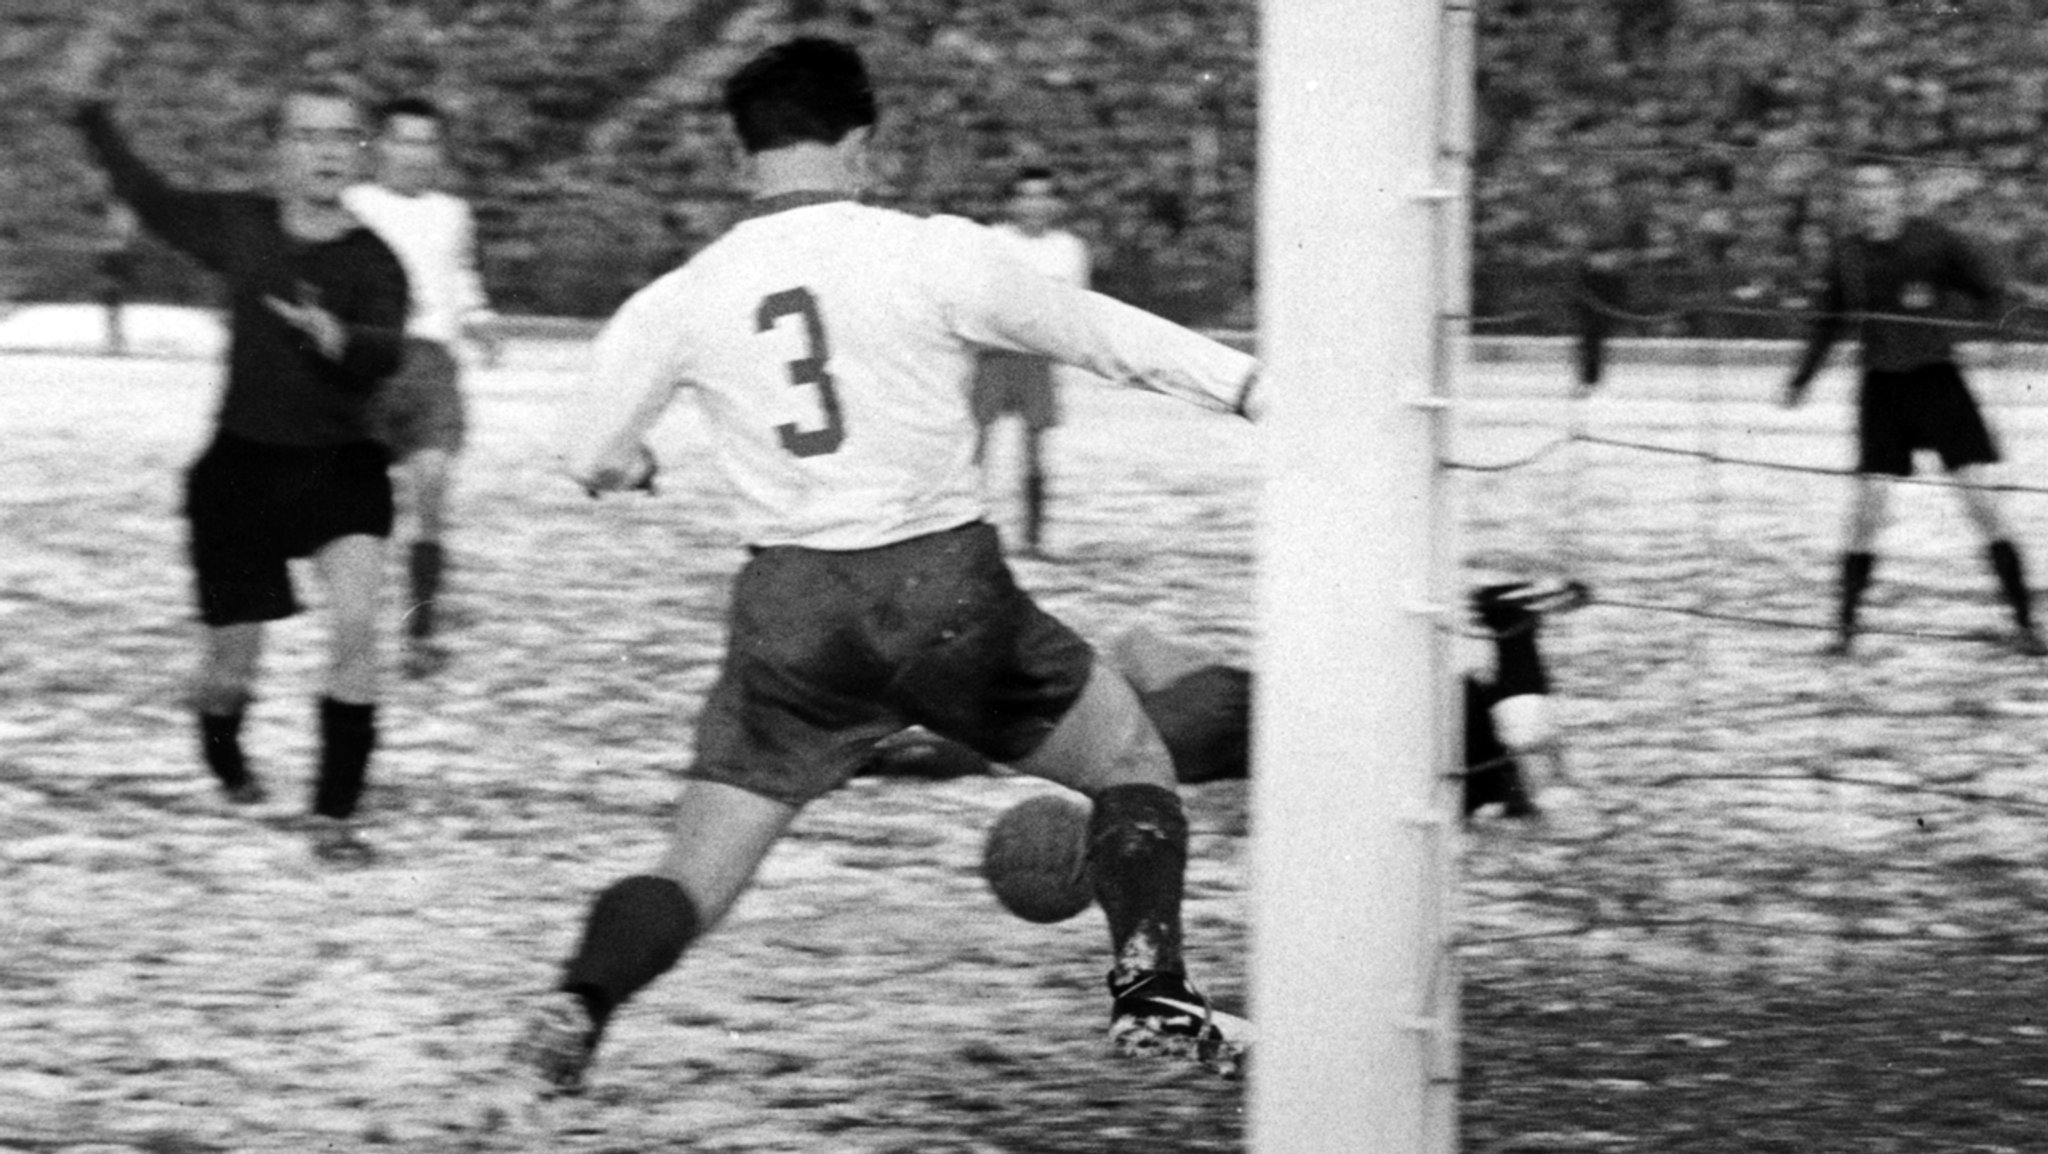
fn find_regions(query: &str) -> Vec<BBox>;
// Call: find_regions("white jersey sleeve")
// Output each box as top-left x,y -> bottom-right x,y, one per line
555,283 -> 691,491
932,216 -> 1256,417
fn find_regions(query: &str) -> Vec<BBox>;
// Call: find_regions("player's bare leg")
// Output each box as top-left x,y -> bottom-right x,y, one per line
400,446 -> 455,677
1829,475 -> 1891,656
1015,659 -> 1246,1073
193,622 -> 265,803
1951,464 -> 2043,654
516,780 -> 798,1094
308,533 -> 385,863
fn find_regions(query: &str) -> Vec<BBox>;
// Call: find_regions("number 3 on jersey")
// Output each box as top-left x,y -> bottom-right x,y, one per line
757,287 -> 845,458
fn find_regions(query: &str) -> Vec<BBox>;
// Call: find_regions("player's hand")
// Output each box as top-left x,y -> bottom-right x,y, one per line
1233,366 -> 1263,422
51,10 -> 125,104
265,285 -> 348,361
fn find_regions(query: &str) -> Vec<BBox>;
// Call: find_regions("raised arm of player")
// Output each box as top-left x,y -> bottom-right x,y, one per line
59,16 -> 234,272
936,218 -> 1261,420
554,287 -> 683,494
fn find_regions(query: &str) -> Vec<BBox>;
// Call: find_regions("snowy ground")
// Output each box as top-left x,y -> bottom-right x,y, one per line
4,320 -> 2048,1151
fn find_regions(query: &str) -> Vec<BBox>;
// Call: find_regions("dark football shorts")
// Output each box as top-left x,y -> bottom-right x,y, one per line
1857,363 -> 1999,477
970,350 -> 1061,430
184,433 -> 394,626
689,520 -> 1095,806
369,337 -> 467,457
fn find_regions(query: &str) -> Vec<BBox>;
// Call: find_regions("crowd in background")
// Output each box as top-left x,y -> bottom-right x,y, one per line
0,0 -> 1253,325
6,0 -> 2048,334
1479,0 -> 2048,335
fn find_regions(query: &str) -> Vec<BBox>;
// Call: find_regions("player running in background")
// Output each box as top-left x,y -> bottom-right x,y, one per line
344,97 -> 496,677
970,165 -> 1092,557
1784,159 -> 2044,658
57,15 -> 411,864
513,36 -> 1260,1098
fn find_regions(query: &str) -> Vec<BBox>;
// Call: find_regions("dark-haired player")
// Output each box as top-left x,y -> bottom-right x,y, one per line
513,36 -> 1260,1096
970,165 -> 1091,556
345,97 -> 496,676
57,15 -> 410,863
1785,160 -> 2044,657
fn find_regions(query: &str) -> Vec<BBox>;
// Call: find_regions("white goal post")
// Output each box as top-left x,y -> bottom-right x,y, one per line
1251,2 -> 1468,1151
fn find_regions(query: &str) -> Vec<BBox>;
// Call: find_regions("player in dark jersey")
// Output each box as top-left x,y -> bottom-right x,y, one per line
1784,160 -> 2044,658
57,15 -> 412,863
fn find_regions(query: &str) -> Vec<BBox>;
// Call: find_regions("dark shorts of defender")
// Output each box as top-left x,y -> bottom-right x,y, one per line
1857,363 -> 1999,476
690,520 -> 1095,806
369,337 -> 467,457
971,351 -> 1061,430
184,433 -> 394,626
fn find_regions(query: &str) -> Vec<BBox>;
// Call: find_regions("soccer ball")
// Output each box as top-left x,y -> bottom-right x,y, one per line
981,793 -> 1095,924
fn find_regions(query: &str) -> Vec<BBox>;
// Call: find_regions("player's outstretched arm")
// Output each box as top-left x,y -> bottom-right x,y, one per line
936,217 -> 1261,420
1784,252 -> 1848,408
58,13 -> 231,269
555,287 -> 681,497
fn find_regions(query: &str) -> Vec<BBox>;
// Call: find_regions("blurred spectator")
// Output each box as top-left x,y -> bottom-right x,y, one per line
16,0 -> 2048,331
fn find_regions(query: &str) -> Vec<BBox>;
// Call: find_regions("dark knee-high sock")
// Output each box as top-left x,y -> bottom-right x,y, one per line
197,699 -> 252,790
1989,540 -> 2035,631
1839,551 -> 1876,636
1086,783 -> 1189,986
560,875 -> 702,1031
313,697 -> 376,819
408,541 -> 445,640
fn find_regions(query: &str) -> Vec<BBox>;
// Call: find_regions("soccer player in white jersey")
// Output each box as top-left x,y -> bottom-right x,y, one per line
971,165 -> 1092,555
343,98 -> 496,676
511,37 -> 1261,1095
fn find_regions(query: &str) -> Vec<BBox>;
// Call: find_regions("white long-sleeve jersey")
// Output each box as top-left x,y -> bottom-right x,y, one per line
991,223 -> 1090,289
557,195 -> 1258,551
342,183 -> 493,346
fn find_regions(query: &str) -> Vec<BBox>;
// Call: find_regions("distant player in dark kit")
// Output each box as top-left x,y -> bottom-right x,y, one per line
513,37 -> 1261,1100
345,97 -> 497,677
1784,160 -> 2044,657
970,165 -> 1092,556
57,14 -> 411,864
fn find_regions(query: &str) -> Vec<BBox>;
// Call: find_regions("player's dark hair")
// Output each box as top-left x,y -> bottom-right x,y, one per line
722,37 -> 878,154
372,96 -> 446,131
261,78 -> 365,140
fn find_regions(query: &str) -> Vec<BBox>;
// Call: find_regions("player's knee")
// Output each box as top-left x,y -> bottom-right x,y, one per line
1103,710 -> 1175,787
